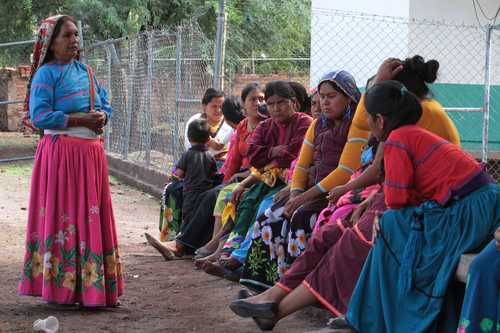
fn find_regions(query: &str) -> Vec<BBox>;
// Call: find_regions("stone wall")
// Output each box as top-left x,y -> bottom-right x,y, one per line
0,66 -> 30,131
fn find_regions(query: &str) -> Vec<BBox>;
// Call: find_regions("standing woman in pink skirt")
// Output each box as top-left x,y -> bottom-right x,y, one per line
18,15 -> 124,307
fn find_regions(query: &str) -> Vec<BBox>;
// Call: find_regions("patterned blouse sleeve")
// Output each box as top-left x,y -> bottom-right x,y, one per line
290,119 -> 316,193
275,114 -> 312,168
94,77 -> 112,120
221,130 -> 243,182
247,120 -> 272,169
29,67 -> 68,129
383,134 -> 414,209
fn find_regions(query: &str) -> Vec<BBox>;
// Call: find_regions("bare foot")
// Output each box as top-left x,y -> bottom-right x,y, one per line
194,256 -> 214,269
144,233 -> 174,260
219,256 -> 241,270
197,238 -> 219,255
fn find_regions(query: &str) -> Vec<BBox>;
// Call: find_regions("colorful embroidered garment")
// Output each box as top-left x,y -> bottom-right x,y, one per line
347,127 -> 498,333
159,176 -> 183,241
19,16 -> 122,307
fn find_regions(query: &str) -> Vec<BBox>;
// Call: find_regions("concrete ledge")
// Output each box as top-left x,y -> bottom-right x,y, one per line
106,153 -> 166,199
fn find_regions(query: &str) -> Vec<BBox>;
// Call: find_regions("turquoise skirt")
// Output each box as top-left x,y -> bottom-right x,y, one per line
347,184 -> 500,333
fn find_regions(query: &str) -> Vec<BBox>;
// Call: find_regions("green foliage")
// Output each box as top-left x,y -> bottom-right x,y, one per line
0,0 -> 311,74
224,0 -> 311,74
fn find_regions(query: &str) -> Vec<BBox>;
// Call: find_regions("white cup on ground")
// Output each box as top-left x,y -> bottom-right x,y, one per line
33,316 -> 59,333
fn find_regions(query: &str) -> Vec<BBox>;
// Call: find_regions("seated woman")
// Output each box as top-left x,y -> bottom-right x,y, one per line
200,92 -> 322,277
345,81 -> 499,333
229,56 -> 464,331
193,83 -> 268,258
210,81 -> 313,261
238,70 -> 360,289
457,227 -> 500,333
184,88 -> 233,163
151,81 -> 312,257
312,136 -> 381,235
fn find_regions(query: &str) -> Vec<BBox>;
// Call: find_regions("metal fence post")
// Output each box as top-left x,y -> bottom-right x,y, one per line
122,38 -> 134,159
77,21 -> 85,63
482,24 -> 493,163
144,31 -> 154,166
212,0 -> 227,90
104,45 -> 112,151
174,27 -> 183,162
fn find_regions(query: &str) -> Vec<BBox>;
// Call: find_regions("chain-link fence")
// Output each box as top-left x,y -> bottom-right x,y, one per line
487,26 -> 500,181
221,8 -> 499,181
85,22 -> 214,171
0,8 -> 499,181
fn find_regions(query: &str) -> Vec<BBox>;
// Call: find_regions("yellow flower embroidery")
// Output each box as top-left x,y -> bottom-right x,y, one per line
31,251 -> 43,278
164,208 -> 174,222
82,262 -> 98,287
160,225 -> 169,242
116,262 -> 123,277
62,272 -> 76,291
105,254 -> 117,275
43,255 -> 60,280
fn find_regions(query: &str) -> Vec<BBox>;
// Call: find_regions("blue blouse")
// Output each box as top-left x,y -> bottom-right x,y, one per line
29,60 -> 112,129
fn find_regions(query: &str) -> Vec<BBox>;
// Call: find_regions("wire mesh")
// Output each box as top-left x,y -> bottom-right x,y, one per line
85,21 -> 214,172
486,27 -> 500,182
312,10 -> 489,153
0,8 -> 498,181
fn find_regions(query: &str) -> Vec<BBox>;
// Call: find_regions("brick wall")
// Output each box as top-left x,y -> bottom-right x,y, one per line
0,66 -> 30,131
227,73 -> 310,97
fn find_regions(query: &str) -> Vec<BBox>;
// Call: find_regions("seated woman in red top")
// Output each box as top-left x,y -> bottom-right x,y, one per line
345,81 -> 499,333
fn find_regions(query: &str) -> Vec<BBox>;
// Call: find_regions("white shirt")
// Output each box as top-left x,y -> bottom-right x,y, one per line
184,113 -> 234,156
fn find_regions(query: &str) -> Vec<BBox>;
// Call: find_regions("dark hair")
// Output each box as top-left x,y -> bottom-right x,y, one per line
44,16 -> 78,64
241,82 -> 262,103
202,88 -> 224,105
187,118 -> 210,144
365,80 -> 422,136
222,96 -> 245,125
288,81 -> 311,114
394,55 -> 439,99
318,80 -> 349,98
264,80 -> 296,101
365,75 -> 376,90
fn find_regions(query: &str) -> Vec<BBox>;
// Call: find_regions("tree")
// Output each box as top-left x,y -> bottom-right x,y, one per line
0,0 -> 311,73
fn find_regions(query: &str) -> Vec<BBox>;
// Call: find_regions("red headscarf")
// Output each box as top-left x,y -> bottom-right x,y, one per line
23,15 -> 76,129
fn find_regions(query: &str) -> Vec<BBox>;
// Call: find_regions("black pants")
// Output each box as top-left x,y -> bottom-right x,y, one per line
177,185 -> 223,253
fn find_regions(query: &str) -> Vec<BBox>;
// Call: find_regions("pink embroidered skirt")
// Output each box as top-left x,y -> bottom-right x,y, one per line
19,135 -> 124,307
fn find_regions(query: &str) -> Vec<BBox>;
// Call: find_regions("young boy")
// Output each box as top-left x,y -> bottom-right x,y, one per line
146,119 -> 219,259
175,118 -> 218,202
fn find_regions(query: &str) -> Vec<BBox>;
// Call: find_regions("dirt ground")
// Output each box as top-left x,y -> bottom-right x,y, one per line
0,158 -> 326,333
